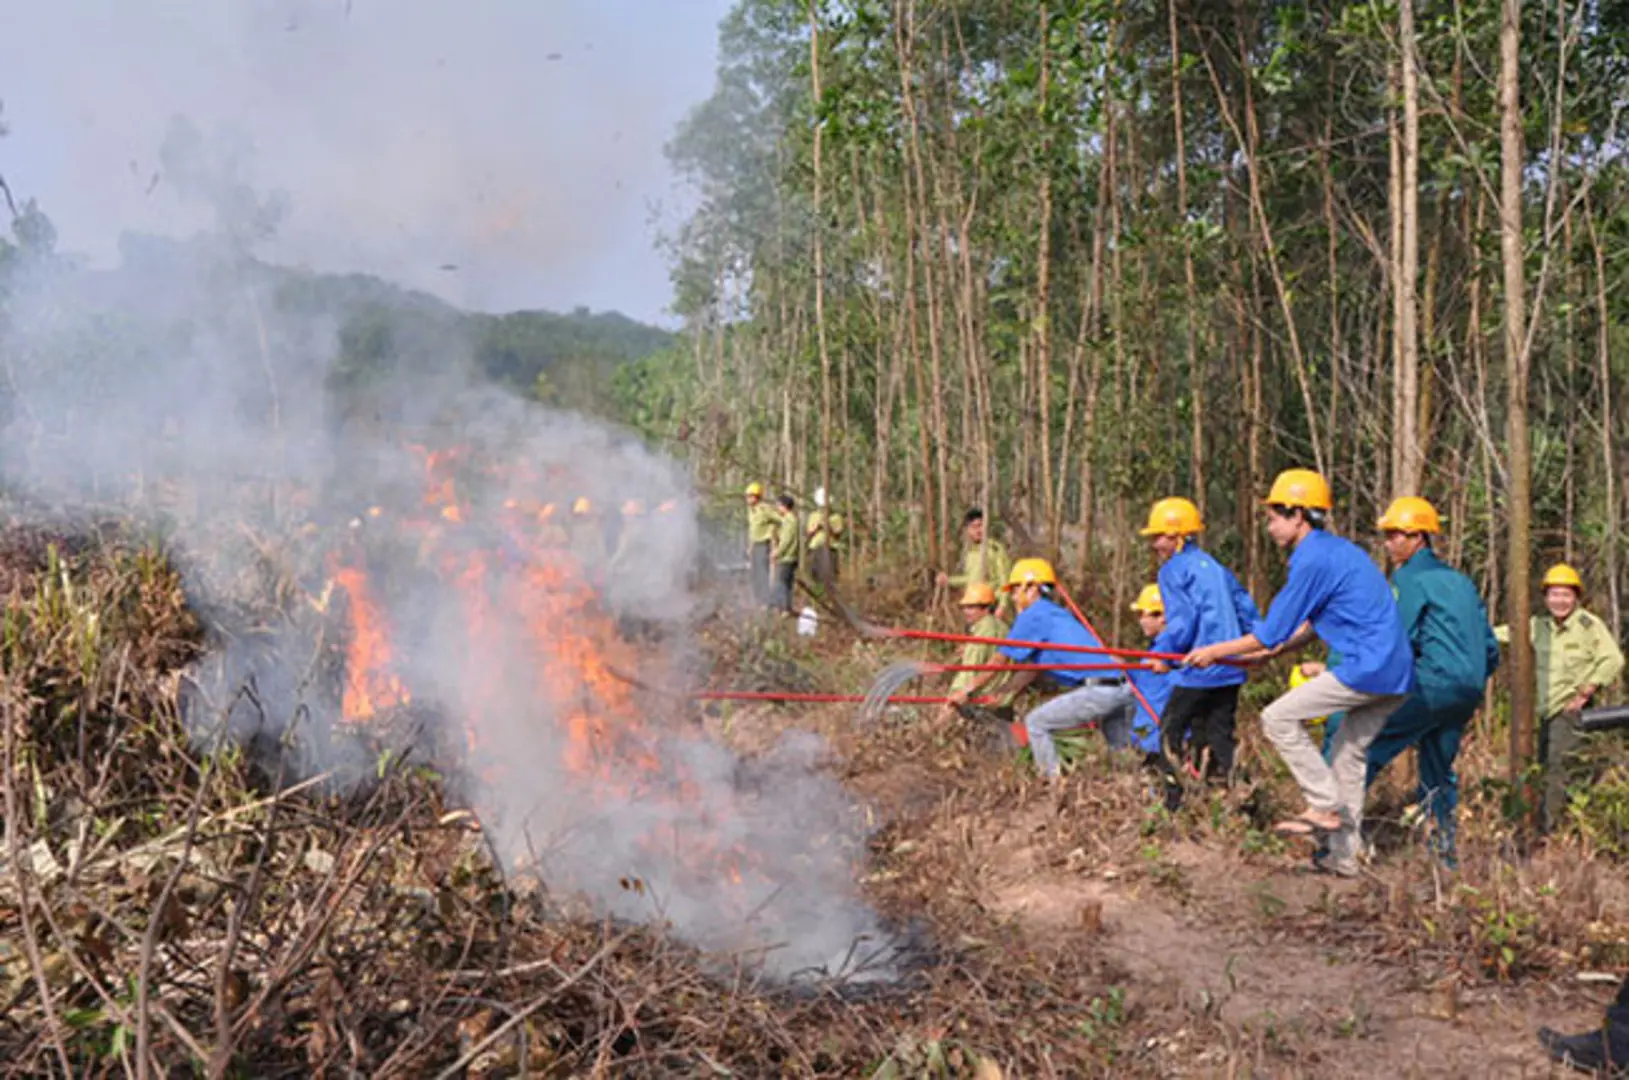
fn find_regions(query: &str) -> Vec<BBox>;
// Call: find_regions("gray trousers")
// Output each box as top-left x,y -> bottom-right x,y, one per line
1024,682 -> 1136,777
1261,672 -> 1404,864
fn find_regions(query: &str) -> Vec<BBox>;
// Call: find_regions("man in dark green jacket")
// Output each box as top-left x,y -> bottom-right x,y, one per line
1364,496 -> 1499,866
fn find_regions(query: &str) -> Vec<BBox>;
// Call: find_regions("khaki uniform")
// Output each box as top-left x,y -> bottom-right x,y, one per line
769,509 -> 800,612
949,538 -> 1012,615
1497,609 -> 1625,829
806,508 -> 844,590
747,502 -> 778,604
949,613 -> 1011,699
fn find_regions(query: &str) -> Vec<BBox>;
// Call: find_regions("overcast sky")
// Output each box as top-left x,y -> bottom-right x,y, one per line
0,0 -> 735,325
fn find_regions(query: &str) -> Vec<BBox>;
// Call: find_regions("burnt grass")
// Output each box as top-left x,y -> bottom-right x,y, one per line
0,528 -> 1625,1076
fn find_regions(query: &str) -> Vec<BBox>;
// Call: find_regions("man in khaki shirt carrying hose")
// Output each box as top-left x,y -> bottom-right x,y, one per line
937,508 -> 1012,617
937,582 -> 1012,727
1495,563 -> 1625,833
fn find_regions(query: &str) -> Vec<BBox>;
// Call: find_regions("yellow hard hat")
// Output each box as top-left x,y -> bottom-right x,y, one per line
1001,557 -> 1057,592
1129,584 -> 1164,615
572,496 -> 592,515
745,482 -> 764,498
959,582 -> 998,607
1140,497 -> 1203,537
1264,468 -> 1334,511
1376,496 -> 1441,534
1542,563 -> 1584,592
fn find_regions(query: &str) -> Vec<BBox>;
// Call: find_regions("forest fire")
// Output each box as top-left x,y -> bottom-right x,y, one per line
313,443 -> 895,982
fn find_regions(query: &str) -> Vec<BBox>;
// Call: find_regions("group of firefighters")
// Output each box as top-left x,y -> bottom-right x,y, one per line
736,468 -> 1629,1067
743,482 -> 846,611
747,468 -> 1622,878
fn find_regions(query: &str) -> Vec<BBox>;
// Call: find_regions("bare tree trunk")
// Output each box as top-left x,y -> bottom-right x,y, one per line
1585,198 -> 1621,632
1035,1 -> 1056,535
1393,0 -> 1423,495
1169,0 -> 1203,510
808,2 -> 834,509
1499,0 -> 1536,792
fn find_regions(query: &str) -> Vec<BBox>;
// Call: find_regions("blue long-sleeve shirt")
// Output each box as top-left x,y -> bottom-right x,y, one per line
998,598 -> 1110,689
1153,543 -> 1261,689
1392,547 -> 1499,710
1252,529 -> 1415,696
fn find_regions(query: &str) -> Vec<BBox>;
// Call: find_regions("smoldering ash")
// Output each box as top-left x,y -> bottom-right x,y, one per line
0,228 -> 895,985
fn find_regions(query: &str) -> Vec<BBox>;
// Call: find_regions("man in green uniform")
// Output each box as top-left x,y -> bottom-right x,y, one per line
806,486 -> 844,592
1362,497 -> 1500,867
769,493 -> 800,614
938,508 -> 1012,615
745,482 -> 777,606
941,582 -> 1011,723
1496,563 -> 1625,832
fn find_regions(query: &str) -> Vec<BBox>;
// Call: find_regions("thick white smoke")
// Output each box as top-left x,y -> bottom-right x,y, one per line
0,4 -> 894,984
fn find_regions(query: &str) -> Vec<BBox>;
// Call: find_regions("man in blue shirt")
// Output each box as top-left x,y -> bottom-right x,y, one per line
983,558 -> 1136,779
1186,469 -> 1414,876
1127,584 -> 1171,760
1363,496 -> 1499,866
1140,496 -> 1260,790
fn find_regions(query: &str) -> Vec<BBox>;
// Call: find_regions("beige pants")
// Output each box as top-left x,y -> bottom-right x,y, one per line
1261,671 -> 1405,864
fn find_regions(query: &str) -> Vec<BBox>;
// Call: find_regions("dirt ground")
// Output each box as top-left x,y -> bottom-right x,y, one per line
709,654 -> 1623,1079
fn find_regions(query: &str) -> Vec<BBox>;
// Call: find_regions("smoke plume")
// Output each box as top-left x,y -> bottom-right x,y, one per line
0,6 -> 893,984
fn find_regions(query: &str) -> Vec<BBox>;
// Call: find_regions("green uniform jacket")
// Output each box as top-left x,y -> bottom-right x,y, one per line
773,511 -> 800,565
1392,548 -> 1500,710
1496,608 -> 1625,719
950,613 -> 1011,698
806,509 -> 845,551
948,539 -> 1012,591
747,503 -> 778,545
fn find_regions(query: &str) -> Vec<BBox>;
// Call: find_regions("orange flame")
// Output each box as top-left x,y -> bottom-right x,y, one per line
332,561 -> 411,722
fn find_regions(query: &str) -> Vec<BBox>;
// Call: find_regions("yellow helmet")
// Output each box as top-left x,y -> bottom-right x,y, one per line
1001,557 -> 1057,592
1264,468 -> 1334,511
1376,496 -> 1441,534
1129,584 -> 1164,615
572,496 -> 592,515
959,582 -> 998,607
745,482 -> 764,498
1542,563 -> 1584,592
1140,497 -> 1203,537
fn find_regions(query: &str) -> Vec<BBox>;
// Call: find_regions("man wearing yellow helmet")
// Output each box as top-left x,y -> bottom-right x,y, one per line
567,496 -> 607,577
1355,496 -> 1500,866
744,482 -> 776,605
965,558 -> 1135,779
1186,468 -> 1414,876
1139,496 -> 1260,791
1127,586 -> 1171,762
1494,563 -> 1624,832
938,582 -> 1012,725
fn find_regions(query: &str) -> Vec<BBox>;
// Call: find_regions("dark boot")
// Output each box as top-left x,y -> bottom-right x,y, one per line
1540,979 -> 1629,1077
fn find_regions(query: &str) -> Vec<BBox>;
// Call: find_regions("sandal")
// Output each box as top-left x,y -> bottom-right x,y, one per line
1272,811 -> 1340,837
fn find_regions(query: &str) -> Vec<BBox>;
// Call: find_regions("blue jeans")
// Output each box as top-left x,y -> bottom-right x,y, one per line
1363,695 -> 1478,863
